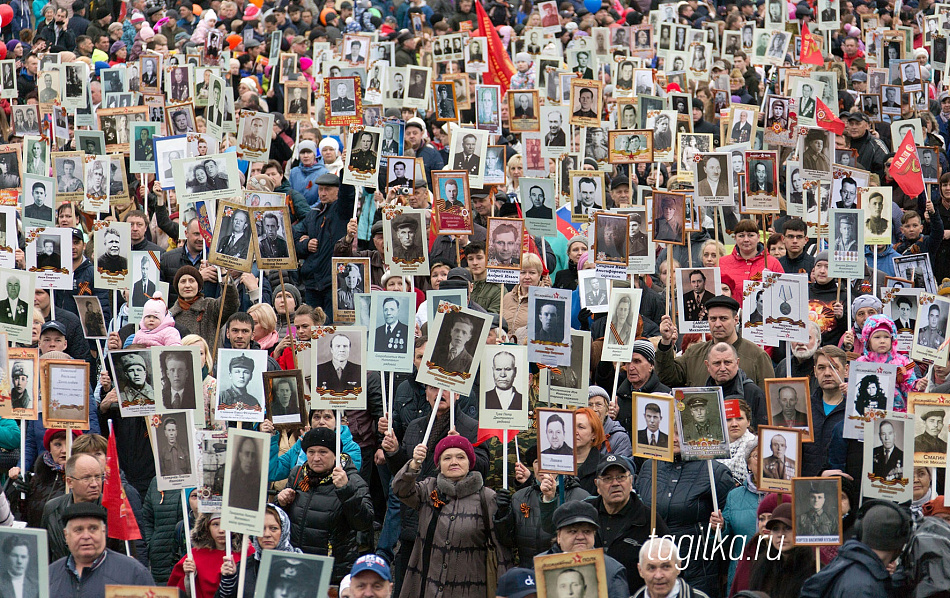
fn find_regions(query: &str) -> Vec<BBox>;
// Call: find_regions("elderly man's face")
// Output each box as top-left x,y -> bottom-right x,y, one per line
397,224 -> 414,248
492,352 -> 516,389
771,434 -> 787,458
704,157 -> 721,179
555,570 -> 586,598
530,186 -> 545,208
104,232 -> 120,255
65,517 -> 107,562
331,336 -> 351,363
463,136 -> 475,155
879,422 -> 895,449
232,210 -> 248,232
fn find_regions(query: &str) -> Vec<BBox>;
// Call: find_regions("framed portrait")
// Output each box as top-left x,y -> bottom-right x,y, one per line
236,110 -> 275,162
254,551 -> 334,598
862,411 -> 914,502
152,134 -> 188,190
593,212 -> 629,266
35,69 -> 62,108
221,427 -> 269,535
447,127 -> 489,189
171,152 -> 241,202
0,59 -> 19,99
570,170 -> 606,220
284,79 -> 312,122
108,349 -> 156,417
62,62 -> 88,111
21,171 -> 55,226
207,201 -> 254,272
215,349 -> 268,423
911,393 -> 950,467
765,377 -> 813,440
475,84 -> 502,135
744,151 -> 779,212
534,549 -> 609,598
508,89 -> 540,133
331,257 -> 370,323
416,306 -> 493,397
74,296 -> 107,340
432,171 -> 474,235
538,330 -> 589,408
0,347 -> 39,420
433,81 -> 459,122
129,123 -> 160,174
675,267 -> 722,333
165,103 -> 198,136
601,288 -> 642,362
677,132 -> 712,176
894,253 -> 938,293
205,74 -> 232,137
51,151 -> 85,205
919,146 -> 940,182
692,152 -> 733,206
403,66 -> 431,109
859,186 -> 892,246
41,359 -> 90,430
22,136 -> 49,178
367,291 -> 415,373
890,118 -> 924,151
139,54 -> 162,93
911,294 -> 950,364
0,527 -> 50,598
342,126 -> 382,188
311,326 -> 368,410
324,76 -> 362,127
93,221 -> 131,289
263,370 -> 307,429
674,387 -> 729,460
652,191 -> 686,245
757,426 -> 801,493
97,106 -> 148,153
569,78 -> 603,127
250,206 -> 297,271
149,410 -> 199,490
383,207 -> 428,276
11,105 -> 40,138
792,477 -> 842,545
486,217 -> 524,271
633,393 -> 675,462
577,269 -> 609,314
526,286 -> 571,367
608,130 -> 653,164
479,344 -> 529,430
150,345 -> 202,420
536,408 -> 577,475
521,177 -> 557,237
165,64 -> 195,103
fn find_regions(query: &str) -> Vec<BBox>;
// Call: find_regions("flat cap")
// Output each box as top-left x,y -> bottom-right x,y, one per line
551,500 -> 600,530
704,296 -> 740,313
62,502 -> 108,524
315,173 -> 342,186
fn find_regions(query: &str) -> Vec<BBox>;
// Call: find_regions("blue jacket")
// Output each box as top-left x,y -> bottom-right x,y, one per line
49,549 -> 155,597
289,160 -> 328,206
414,143 -> 445,190
292,184 -> 357,292
721,478 -> 766,589
801,539 -> 895,598
55,258 -> 112,327
865,244 -> 901,277
268,426 -> 362,482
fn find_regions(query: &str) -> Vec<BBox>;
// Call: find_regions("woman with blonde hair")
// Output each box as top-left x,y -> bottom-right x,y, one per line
248,303 -> 279,352
506,154 -> 523,196
701,239 -> 726,267
182,334 -> 224,430
501,252 -> 548,338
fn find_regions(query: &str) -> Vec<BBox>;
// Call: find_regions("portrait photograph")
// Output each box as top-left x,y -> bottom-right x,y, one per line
569,78 -> 603,127
602,288 -> 642,362
170,151 -> 240,202
404,66 -> 431,109
744,151 -> 779,211
42,359 -> 89,429
763,95 -> 792,145
652,191 -> 686,245
0,145 -> 21,191
94,222 -> 131,289
894,253 -> 938,293
593,212 -> 629,266
255,552 -> 334,598
433,81 -> 459,122
386,157 -> 415,192
919,146 -> 939,182
633,393 -> 674,461
248,206 -> 297,271
11,104 -> 40,138
765,378 -> 813,440
536,408 -> 577,475
577,270 -> 609,314
0,527 -> 49,598
674,387 -> 729,460
22,136 -> 49,178
862,413 -> 914,503
475,84 -> 502,135
139,55 -> 161,93
367,291 -> 414,372
890,118 -> 924,151
900,60 -> 923,92
448,127 -> 489,188
343,126 -> 382,188
486,217 -> 524,270
841,360 -> 897,441
792,477 -> 842,545
62,62 -> 88,111
51,151 -> 84,204
608,130 -> 653,165
221,427 -> 269,535
885,288 -> 922,354
727,106 -> 758,145
74,296 -> 107,339
35,70 -> 62,106
521,177 -> 557,237
860,93 -> 882,122
150,410 -> 199,490
0,268 -> 33,346
283,80 -> 312,123
151,346 -> 202,418
21,174 -> 55,229
325,76 -> 362,127
109,349 -> 156,416
757,426 -> 801,493
570,170 -> 606,220
0,59 -> 18,99
535,549 -> 609,598
860,187 -> 892,246
677,132 -> 712,174
128,251 -> 159,321
675,267 -> 721,333
693,153 -> 733,206
343,34 -> 371,65
432,171 -> 474,235
263,370 -> 307,428
416,307 -> 492,397
508,89 -> 540,133
479,344 -> 529,430
164,103 -> 198,137
236,111 -> 275,162
911,394 -> 950,466
166,64 -> 195,103
215,349 -> 268,423
912,294 -> 950,364
332,257 -> 370,323
383,208 -> 428,276
312,326 -> 367,410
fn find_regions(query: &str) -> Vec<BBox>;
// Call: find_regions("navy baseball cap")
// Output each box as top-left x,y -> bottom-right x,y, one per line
497,568 -> 537,598
350,554 -> 392,581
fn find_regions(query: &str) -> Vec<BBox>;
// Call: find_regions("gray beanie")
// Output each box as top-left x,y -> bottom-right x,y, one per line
274,283 -> 302,310
851,294 -> 882,321
568,235 -> 589,251
859,503 -> 911,551
814,250 -> 829,264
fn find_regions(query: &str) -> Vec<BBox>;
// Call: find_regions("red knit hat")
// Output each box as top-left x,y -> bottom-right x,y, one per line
43,428 -> 82,451
433,435 -> 476,467
923,496 -> 950,517
757,492 -> 789,517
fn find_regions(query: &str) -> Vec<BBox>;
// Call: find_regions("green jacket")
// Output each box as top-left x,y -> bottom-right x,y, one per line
655,336 -> 775,390
141,477 -> 184,584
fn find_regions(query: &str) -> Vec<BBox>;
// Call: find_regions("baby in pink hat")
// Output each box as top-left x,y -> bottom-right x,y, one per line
132,292 -> 182,347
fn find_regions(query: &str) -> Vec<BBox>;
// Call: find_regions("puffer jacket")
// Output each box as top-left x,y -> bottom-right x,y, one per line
132,313 -> 183,347
141,477 -> 184,583
268,425 -> 362,482
635,457 -> 737,597
601,417 -> 632,457
283,454 -> 374,583
496,476 -> 589,565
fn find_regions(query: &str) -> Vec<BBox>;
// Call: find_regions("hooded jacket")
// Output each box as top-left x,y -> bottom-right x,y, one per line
800,539 -> 894,598
288,160 -> 327,206
268,425 -> 363,482
132,313 -> 183,347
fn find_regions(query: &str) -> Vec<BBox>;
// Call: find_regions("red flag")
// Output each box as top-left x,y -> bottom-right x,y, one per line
799,21 -> 824,66
889,130 -> 926,197
103,424 -> 142,541
473,2 -> 516,95
814,97 -> 845,135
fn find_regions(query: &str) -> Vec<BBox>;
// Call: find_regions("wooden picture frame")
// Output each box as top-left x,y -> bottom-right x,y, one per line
757,426 -> 802,493
764,377 -> 814,441
263,369 -> 308,430
792,476 -> 843,546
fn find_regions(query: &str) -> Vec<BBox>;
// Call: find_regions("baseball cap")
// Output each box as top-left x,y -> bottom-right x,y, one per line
446,267 -> 473,283
842,111 -> 869,123
496,568 -> 537,598
350,554 -> 392,581
40,321 -> 67,336
596,454 -> 634,477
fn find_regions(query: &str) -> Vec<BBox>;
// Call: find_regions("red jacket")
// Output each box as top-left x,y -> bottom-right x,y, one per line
719,244 -> 785,298
843,49 -> 865,70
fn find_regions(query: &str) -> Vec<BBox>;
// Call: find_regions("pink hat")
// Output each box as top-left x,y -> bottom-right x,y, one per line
143,291 -> 167,320
433,435 -> 476,467
300,56 -> 313,72
244,4 -> 260,20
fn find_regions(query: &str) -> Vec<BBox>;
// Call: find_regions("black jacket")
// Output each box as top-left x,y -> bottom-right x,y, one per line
801,539 -> 896,598
801,385 -> 846,476
616,371 -> 672,437
293,184 -> 356,291
707,370 -> 768,429
496,477 -> 589,565
284,455 -> 374,583
848,130 -> 891,177
159,245 -> 202,303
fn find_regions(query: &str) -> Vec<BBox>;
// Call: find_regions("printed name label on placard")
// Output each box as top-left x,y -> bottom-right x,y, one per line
595,263 -> 628,281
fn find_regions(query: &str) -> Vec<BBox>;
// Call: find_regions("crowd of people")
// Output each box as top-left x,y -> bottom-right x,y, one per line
2,0 -> 950,596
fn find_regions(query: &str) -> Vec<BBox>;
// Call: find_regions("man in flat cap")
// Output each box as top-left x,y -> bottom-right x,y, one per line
120,352 -> 153,405
220,354 -> 260,408
916,409 -> 948,453
392,214 -> 423,261
10,362 -> 30,409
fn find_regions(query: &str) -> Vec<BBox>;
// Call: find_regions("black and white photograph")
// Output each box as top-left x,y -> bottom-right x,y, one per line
486,217 -> 524,270
165,104 -> 198,136
221,427 -> 269,535
140,55 -> 161,92
634,394 -> 674,461
843,361 -> 897,440
448,127 -> 489,188
0,527 -> 49,598
417,307 -> 492,397
404,66 -> 431,109
527,286 -> 572,365
237,111 -> 275,162
539,330 -> 589,407
765,377 -> 814,439
861,187 -> 892,245
343,34 -> 370,64
326,77 -> 360,125
205,74 -> 232,135
912,294 -> 950,364
569,78 -> 603,128
21,174 -> 55,228
263,370 -> 307,428
828,208 -> 864,279
860,93 -> 882,122
166,65 -> 194,103
75,130 -> 106,158
900,60 -> 923,92
479,345 -> 529,430
862,413 -> 913,502
509,90 -> 540,133
475,84 -> 502,135
765,30 -> 790,63
674,387 -> 730,460
82,156 -> 110,213
693,153 -> 733,205
153,134 -> 188,189
312,327 -> 368,410
386,157 -> 414,191
23,136 -> 49,178
52,151 -> 84,203
578,270 -> 609,314
792,477 -> 843,545
894,253 -> 938,293
368,292 -> 414,373
536,408 -> 577,474
797,128 -> 834,180
11,105 -> 39,138
171,152 -> 241,203
251,206 -> 297,270
42,359 -> 90,428
890,119 -> 924,151
434,81 -> 459,122
332,257 -> 369,322
215,349 -> 268,422
36,70 -> 61,105
919,146 -> 939,182
209,201 -> 253,271
94,222 -> 131,289
676,267 -> 722,333
150,411 -> 199,490
74,295 -> 107,339
652,191 -> 686,244
255,552 -> 333,598
62,62 -> 87,111
0,59 -> 18,99
593,212 -> 629,266
570,171 -> 605,219
758,426 -> 801,492
0,268 -> 34,345
0,145 -> 20,191
602,288 -> 642,362
284,80 -> 311,122
911,395 -> 949,466
343,127 -> 382,187
130,123 -> 159,174
110,349 -> 156,416
152,346 -> 201,416
764,95 -> 791,138
384,208 -> 428,276
129,251 -> 159,320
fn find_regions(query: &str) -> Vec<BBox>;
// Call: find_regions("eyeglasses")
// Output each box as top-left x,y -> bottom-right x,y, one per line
597,474 -> 629,484
68,474 -> 104,484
